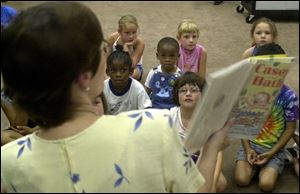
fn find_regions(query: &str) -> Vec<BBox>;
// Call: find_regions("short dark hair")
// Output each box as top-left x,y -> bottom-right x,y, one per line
1,2 -> 103,128
157,37 -> 179,52
254,43 -> 285,56
107,50 -> 132,70
173,72 -> 206,106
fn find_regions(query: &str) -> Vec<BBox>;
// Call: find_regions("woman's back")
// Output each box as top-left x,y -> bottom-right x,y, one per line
1,109 -> 204,192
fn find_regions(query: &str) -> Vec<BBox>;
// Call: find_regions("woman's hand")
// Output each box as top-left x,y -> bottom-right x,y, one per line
205,118 -> 235,152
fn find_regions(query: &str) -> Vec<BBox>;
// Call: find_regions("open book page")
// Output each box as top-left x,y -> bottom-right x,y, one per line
184,56 -> 294,154
184,58 -> 255,153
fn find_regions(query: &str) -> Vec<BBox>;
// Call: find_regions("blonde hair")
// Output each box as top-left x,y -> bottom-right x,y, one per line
118,15 -> 139,31
177,19 -> 199,39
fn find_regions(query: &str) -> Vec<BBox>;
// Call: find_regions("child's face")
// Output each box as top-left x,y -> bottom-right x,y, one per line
156,44 -> 179,72
253,22 -> 274,47
253,92 -> 269,106
178,83 -> 201,109
106,59 -> 132,89
178,32 -> 199,50
119,23 -> 138,43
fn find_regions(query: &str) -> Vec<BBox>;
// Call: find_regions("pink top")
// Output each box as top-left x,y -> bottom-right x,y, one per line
178,44 -> 203,73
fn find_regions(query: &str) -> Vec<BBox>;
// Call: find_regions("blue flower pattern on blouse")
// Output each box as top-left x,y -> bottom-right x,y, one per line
182,148 -> 193,175
163,114 -> 173,128
128,110 -> 154,131
16,137 -> 32,159
10,183 -> 17,192
11,110 -> 190,191
114,163 -> 130,188
70,172 -> 86,192
71,173 -> 80,183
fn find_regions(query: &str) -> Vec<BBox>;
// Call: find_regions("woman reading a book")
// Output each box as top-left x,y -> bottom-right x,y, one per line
1,2 -> 233,193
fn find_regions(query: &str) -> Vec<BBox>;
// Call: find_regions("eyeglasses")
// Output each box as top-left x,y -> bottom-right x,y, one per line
178,87 -> 200,94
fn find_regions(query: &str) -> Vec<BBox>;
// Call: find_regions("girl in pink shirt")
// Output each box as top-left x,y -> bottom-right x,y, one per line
177,19 -> 207,79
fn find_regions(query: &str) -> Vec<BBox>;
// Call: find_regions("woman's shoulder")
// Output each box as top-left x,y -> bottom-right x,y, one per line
118,109 -> 170,118
105,109 -> 172,132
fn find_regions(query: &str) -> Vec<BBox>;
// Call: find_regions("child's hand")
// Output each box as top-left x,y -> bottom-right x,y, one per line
254,151 -> 273,166
123,41 -> 134,53
246,149 -> 257,165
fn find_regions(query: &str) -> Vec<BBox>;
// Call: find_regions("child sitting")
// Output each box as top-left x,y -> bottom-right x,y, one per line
176,19 -> 207,79
170,72 -> 227,192
103,49 -> 151,115
234,43 -> 299,192
106,15 -> 145,81
144,37 -> 182,109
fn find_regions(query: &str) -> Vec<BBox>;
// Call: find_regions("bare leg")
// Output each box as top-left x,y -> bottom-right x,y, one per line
234,160 -> 255,186
258,166 -> 278,192
131,67 -> 142,81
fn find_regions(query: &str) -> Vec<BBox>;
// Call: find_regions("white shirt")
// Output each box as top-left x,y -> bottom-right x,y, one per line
104,78 -> 152,115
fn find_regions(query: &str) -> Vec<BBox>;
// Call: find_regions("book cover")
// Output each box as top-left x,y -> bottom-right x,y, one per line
228,56 -> 294,139
184,56 -> 294,154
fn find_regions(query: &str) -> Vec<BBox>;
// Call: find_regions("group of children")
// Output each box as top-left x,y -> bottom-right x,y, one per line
1,5 -> 299,192
104,16 -> 206,113
101,15 -> 299,192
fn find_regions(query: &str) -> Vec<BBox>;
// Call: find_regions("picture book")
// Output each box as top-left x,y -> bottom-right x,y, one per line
184,56 -> 294,153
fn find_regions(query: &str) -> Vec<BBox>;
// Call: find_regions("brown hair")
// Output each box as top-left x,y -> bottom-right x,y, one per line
2,2 -> 103,128
250,17 -> 278,45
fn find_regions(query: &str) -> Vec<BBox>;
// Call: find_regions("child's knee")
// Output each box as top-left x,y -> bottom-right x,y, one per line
234,173 -> 251,186
259,178 -> 275,192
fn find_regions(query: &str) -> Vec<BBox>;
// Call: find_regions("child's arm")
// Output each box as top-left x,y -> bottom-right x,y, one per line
106,32 -> 119,54
255,121 -> 296,165
241,139 -> 257,165
144,70 -> 154,95
145,87 -> 152,95
125,38 -> 145,68
242,46 -> 255,59
198,47 -> 207,79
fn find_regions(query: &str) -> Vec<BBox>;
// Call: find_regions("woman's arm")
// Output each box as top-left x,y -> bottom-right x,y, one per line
211,151 -> 224,192
127,38 -> 145,68
196,119 -> 233,192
